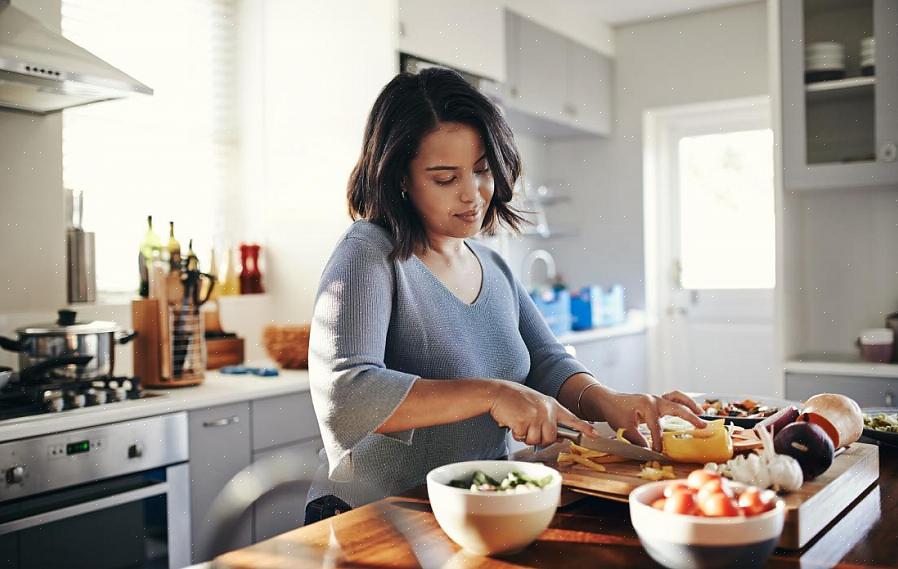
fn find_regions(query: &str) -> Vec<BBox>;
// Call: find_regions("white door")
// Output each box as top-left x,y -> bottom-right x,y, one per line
644,97 -> 778,397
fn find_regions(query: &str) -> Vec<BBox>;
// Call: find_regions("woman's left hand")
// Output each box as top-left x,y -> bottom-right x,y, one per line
585,388 -> 706,452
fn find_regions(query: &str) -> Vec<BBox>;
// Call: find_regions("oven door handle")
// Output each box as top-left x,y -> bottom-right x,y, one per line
0,482 -> 169,535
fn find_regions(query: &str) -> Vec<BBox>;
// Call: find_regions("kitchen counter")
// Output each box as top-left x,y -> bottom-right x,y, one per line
214,444 -> 898,569
0,368 -> 310,443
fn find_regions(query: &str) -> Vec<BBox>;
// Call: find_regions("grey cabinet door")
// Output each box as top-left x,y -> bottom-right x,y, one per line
506,12 -> 566,121
252,392 -> 320,452
566,41 -> 612,135
779,0 -> 898,190
188,402 -> 252,563
568,334 -> 647,393
252,438 -> 324,541
785,372 -> 898,407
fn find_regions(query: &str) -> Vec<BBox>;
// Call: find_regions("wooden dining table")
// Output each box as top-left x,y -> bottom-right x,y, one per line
214,443 -> 898,569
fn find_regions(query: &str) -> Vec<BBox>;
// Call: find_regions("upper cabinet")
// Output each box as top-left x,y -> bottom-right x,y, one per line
780,0 -> 898,190
505,11 -> 613,137
398,0 -> 506,82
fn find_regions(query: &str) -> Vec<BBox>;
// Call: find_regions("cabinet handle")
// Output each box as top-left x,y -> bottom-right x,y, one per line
203,416 -> 240,428
886,392 -> 894,407
879,142 -> 897,163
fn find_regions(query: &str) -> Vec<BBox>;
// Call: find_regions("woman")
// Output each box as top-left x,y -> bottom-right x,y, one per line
306,68 -> 704,522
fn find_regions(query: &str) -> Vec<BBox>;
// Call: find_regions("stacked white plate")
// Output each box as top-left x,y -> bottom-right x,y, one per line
861,36 -> 875,73
805,41 -> 845,72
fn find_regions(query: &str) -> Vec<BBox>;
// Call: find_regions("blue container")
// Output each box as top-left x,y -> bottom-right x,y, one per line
569,285 -> 626,330
530,288 -> 572,336
602,285 -> 626,326
570,286 -> 602,331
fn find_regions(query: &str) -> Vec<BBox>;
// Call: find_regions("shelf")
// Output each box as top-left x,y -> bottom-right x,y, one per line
806,76 -> 875,102
785,354 -> 898,379
520,227 -> 579,239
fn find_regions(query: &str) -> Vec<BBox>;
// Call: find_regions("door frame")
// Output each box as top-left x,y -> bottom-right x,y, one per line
642,95 -> 772,395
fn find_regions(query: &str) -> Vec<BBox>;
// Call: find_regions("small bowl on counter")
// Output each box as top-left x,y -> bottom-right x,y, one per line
630,479 -> 785,569
426,460 -> 561,556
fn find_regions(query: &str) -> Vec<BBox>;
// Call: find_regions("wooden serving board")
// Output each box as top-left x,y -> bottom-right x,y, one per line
550,442 -> 880,550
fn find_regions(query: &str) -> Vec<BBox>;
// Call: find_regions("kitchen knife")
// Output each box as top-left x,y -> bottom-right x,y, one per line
557,423 -> 670,463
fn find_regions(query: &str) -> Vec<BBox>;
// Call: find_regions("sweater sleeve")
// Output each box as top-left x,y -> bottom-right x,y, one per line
308,236 -> 419,482
516,279 -> 591,398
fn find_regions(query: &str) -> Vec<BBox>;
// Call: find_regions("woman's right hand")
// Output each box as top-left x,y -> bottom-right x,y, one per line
489,381 -> 598,446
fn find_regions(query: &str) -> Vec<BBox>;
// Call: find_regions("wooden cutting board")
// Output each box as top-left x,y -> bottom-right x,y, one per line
551,442 -> 880,549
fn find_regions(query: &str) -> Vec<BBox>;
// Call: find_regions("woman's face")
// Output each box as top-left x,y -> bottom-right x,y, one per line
405,122 -> 494,241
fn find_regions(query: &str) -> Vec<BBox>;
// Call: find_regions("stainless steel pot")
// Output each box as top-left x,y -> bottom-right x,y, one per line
0,309 -> 136,380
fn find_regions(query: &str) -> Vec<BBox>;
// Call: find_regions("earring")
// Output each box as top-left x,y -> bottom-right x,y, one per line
400,183 -> 408,201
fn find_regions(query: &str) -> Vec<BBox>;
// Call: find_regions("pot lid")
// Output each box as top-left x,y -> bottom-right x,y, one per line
16,309 -> 120,335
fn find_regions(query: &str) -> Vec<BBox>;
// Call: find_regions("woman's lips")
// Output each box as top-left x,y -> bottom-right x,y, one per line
455,208 -> 481,223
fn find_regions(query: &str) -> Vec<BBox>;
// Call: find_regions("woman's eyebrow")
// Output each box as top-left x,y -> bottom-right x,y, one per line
425,153 -> 488,171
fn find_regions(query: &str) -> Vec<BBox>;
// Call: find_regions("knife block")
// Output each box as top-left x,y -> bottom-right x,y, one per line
132,298 -> 205,388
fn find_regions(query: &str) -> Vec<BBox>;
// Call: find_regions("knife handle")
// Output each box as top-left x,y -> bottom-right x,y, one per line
556,424 -> 582,444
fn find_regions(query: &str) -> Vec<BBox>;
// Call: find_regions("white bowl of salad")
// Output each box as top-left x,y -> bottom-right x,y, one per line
426,460 -> 561,555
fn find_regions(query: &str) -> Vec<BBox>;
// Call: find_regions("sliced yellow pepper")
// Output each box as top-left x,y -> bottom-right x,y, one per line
661,419 -> 733,464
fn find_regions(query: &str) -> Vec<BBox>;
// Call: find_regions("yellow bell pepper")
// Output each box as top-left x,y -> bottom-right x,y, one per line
662,419 -> 733,464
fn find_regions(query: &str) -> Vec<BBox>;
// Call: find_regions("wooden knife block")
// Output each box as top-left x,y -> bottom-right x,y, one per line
132,298 -> 205,388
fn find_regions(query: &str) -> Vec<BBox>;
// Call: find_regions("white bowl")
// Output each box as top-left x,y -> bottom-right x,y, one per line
806,41 -> 844,54
426,460 -> 561,555
630,480 -> 785,569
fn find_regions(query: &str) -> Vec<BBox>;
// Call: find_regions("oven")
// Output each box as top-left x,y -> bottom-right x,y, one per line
0,413 -> 189,569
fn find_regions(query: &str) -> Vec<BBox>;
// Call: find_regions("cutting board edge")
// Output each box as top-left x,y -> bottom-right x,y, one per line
778,445 -> 880,550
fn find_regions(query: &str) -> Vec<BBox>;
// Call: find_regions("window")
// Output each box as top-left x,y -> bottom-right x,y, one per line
677,129 -> 775,290
61,0 -> 238,293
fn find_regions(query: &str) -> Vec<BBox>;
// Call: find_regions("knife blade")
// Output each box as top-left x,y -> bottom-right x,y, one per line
557,423 -> 670,463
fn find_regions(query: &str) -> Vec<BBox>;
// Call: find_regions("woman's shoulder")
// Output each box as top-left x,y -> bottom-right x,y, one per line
338,220 -> 396,257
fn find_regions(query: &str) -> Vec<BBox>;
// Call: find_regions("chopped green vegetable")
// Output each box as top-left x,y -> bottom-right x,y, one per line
864,413 -> 898,433
447,470 -> 553,493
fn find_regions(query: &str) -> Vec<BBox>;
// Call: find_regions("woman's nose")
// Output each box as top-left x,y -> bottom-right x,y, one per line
459,174 -> 480,203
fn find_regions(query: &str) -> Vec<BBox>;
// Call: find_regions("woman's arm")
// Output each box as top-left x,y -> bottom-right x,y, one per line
375,377 -> 597,445
558,372 -> 706,452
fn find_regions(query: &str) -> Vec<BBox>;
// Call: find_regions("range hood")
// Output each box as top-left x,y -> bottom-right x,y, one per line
0,0 -> 152,114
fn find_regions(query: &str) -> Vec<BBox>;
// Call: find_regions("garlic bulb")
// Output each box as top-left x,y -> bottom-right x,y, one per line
757,425 -> 803,492
718,425 -> 803,493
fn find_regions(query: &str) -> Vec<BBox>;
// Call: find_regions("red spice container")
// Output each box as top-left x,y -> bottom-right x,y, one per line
239,243 -> 265,294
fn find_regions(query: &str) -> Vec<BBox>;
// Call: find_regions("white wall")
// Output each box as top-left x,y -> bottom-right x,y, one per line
0,0 -> 65,314
240,0 -> 400,325
543,1 -> 769,309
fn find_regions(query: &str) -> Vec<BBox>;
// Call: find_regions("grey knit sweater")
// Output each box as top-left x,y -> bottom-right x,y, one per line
307,220 -> 589,507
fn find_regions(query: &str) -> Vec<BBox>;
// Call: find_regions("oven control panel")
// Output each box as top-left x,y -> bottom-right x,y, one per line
0,412 -> 188,501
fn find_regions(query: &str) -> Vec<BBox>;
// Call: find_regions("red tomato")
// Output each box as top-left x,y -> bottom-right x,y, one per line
686,469 -> 720,490
664,490 -> 698,516
652,498 -> 667,511
664,481 -> 692,498
697,478 -> 734,504
738,488 -> 772,516
699,492 -> 741,517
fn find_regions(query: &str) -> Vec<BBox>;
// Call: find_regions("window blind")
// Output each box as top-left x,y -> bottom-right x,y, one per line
61,0 -> 238,292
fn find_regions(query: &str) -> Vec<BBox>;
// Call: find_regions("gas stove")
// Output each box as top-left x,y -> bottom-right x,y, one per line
0,375 -> 159,421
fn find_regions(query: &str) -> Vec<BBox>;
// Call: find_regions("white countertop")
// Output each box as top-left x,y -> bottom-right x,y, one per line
0,369 -> 311,443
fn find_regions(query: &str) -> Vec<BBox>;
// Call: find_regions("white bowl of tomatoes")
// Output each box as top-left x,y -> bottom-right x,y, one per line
629,469 -> 785,569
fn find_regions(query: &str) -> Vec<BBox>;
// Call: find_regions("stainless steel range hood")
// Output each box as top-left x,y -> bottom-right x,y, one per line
0,0 -> 152,114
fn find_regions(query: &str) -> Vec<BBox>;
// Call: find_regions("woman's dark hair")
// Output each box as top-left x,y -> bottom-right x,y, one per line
347,67 -> 526,260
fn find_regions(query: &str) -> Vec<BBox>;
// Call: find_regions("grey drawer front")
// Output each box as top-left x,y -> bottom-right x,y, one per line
785,373 -> 898,407
188,402 -> 252,563
252,438 -> 324,541
252,392 -> 320,451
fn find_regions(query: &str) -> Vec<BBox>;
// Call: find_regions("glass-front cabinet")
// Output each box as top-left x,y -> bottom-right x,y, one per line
779,0 -> 898,190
